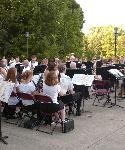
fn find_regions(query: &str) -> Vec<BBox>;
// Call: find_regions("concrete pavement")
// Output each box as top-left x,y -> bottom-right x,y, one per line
1,94 -> 125,150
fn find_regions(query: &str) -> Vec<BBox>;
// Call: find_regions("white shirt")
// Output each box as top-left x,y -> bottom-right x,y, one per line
60,73 -> 74,94
18,82 -> 35,106
29,61 -> 38,69
8,82 -> 19,106
22,66 -> 31,73
43,83 -> 61,104
0,74 -> 4,81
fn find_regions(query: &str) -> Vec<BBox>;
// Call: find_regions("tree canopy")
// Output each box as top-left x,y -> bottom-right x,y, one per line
84,26 -> 125,60
0,0 -> 84,59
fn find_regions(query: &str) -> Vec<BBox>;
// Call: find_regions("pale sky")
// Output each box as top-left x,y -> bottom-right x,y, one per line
76,0 -> 125,32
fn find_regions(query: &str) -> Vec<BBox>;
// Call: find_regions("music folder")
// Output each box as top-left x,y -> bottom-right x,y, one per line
72,74 -> 94,86
108,69 -> 124,79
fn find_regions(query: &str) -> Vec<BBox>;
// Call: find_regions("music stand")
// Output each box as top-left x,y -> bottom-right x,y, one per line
0,101 -> 8,144
108,69 -> 124,108
72,74 -> 94,113
0,81 -> 14,144
33,65 -> 47,75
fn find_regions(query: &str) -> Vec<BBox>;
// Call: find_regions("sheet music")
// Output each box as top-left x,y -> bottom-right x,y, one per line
32,74 -> 41,85
108,69 -> 124,78
0,81 -> 15,103
72,74 -> 94,86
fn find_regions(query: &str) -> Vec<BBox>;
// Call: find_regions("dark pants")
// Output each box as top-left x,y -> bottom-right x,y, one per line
74,84 -> 89,99
34,101 -> 64,121
59,92 -> 82,112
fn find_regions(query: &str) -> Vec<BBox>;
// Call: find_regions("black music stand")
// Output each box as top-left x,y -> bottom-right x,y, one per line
33,65 -> 47,75
66,69 -> 86,78
0,81 -> 14,145
108,69 -> 124,108
0,101 -> 8,144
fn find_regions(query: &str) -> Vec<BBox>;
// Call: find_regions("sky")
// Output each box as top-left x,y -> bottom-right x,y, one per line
76,0 -> 125,33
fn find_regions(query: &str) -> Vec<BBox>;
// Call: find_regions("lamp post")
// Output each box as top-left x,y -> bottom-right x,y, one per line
25,32 -> 29,59
114,27 -> 118,57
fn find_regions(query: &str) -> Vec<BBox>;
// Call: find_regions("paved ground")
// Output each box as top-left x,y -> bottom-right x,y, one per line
1,90 -> 125,150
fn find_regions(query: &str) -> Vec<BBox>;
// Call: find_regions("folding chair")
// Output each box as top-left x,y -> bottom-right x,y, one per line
16,92 -> 35,127
3,92 -> 19,125
59,94 -> 77,116
34,94 -> 62,135
92,80 -> 112,106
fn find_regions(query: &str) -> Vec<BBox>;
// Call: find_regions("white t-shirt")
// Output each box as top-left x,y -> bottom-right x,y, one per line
0,74 -> 4,81
8,82 -> 19,106
29,61 -> 38,69
18,82 -> 35,106
43,83 -> 61,104
22,66 -> 31,73
60,73 -> 74,94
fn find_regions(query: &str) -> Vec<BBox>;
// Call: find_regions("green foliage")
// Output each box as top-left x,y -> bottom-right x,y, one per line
0,0 -> 84,59
85,26 -> 125,59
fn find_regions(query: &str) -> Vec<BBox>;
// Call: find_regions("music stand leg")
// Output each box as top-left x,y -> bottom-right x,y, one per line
0,101 -> 8,144
109,81 -> 124,108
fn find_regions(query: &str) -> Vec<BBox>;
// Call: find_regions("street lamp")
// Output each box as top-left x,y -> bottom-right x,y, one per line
25,32 -> 29,59
114,27 -> 118,57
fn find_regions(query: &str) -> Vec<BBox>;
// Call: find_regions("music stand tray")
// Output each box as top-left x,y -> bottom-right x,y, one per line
108,69 -> 124,108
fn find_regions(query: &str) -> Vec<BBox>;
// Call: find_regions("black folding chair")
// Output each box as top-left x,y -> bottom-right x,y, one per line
3,92 -> 19,125
17,92 -> 35,127
34,95 -> 62,135
92,80 -> 112,106
59,94 -> 77,116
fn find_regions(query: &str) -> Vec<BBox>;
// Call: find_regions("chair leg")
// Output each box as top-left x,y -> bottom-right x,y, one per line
81,98 -> 84,112
92,97 -> 97,105
103,94 -> 111,107
36,115 -> 60,135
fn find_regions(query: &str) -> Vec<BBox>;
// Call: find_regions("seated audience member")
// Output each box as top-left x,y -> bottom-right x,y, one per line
43,61 -> 59,80
58,63 -> 82,116
42,71 -> 65,122
3,68 -> 20,118
29,55 -> 38,69
22,59 -> 31,73
17,70 -> 36,106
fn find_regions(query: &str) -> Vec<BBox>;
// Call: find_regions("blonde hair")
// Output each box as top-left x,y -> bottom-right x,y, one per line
21,70 -> 33,83
45,71 -> 59,86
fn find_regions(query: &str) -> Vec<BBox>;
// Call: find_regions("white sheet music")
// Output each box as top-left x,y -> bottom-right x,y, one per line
72,74 -> 95,86
0,81 -> 14,103
108,69 -> 124,78
32,74 -> 42,85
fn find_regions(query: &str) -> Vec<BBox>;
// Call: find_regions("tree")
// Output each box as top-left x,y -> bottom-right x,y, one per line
85,25 -> 125,59
0,0 -> 84,59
